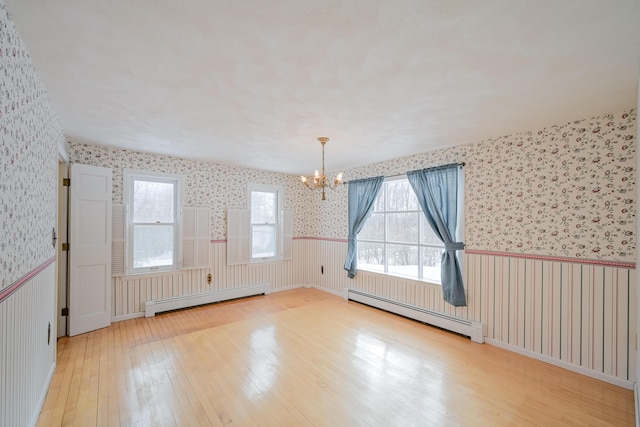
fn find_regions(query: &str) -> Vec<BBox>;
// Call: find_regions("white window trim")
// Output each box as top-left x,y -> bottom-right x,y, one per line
248,183 -> 284,263
357,174 -> 464,285
123,169 -> 184,274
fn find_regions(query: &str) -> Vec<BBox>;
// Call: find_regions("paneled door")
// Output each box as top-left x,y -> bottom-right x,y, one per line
69,164 -> 112,336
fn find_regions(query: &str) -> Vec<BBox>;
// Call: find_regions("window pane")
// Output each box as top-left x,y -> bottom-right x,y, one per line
133,225 -> 174,268
355,176 -> 460,284
387,212 -> 419,244
357,242 -> 384,272
373,187 -> 385,211
359,213 -> 384,241
386,180 -> 419,211
420,215 -> 444,246
251,191 -> 276,224
387,244 -> 418,278
422,246 -> 443,283
133,180 -> 175,223
252,224 -> 276,258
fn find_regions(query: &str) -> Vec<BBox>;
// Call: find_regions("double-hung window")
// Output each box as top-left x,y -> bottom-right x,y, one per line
123,169 -> 183,273
357,177 -> 463,283
227,184 -> 291,266
249,184 -> 282,262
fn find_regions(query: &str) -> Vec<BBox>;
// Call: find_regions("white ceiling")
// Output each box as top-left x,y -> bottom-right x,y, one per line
5,0 -> 640,175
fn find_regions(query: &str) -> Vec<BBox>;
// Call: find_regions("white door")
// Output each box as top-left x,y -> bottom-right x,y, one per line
69,164 -> 112,336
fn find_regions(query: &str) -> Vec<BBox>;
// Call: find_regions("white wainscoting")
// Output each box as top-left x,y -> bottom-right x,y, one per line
109,237 -> 637,387
466,251 -> 636,388
0,259 -> 57,427
302,239 -> 637,388
112,240 -> 308,319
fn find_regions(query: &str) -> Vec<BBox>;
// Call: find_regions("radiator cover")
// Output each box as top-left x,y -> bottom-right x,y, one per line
346,288 -> 484,343
144,284 -> 269,317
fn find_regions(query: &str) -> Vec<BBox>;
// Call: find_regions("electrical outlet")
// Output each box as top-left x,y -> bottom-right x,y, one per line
207,273 -> 212,284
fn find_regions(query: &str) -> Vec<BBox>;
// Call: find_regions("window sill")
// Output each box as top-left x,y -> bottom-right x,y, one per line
357,267 -> 442,287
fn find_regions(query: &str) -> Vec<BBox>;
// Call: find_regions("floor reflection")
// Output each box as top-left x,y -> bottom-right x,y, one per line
352,331 -> 448,424
244,325 -> 280,398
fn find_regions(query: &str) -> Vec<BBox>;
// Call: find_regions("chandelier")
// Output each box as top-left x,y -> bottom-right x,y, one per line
300,137 -> 343,200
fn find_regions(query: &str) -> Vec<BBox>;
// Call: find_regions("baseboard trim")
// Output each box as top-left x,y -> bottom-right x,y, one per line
485,338 -> 633,390
269,284 -> 304,294
112,312 -> 145,322
31,361 -> 56,427
309,285 -> 346,298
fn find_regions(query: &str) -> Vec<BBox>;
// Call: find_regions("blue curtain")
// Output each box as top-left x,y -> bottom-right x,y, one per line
407,164 -> 466,306
344,176 -> 384,278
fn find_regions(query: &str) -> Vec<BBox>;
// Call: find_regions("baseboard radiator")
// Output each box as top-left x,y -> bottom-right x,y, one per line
346,288 -> 484,343
145,284 -> 269,317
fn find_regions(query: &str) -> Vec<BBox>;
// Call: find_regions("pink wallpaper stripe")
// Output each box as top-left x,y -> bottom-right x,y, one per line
0,256 -> 56,304
209,237 -> 350,243
465,249 -> 635,269
209,240 -> 634,268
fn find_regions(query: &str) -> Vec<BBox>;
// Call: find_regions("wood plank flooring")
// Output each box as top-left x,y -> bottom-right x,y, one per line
37,288 -> 634,426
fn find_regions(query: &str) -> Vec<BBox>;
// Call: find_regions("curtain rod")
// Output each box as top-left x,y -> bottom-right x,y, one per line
344,162 -> 465,184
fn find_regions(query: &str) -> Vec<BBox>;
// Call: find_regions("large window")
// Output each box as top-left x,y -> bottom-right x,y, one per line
124,169 -> 182,273
249,184 -> 283,262
357,177 -> 462,283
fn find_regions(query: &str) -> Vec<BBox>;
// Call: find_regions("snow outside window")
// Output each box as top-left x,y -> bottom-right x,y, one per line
249,184 -> 283,262
357,177 -> 463,284
124,169 -> 183,274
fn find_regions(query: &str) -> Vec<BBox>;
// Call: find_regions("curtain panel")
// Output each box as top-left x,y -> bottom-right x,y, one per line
407,164 -> 466,306
344,176 -> 384,278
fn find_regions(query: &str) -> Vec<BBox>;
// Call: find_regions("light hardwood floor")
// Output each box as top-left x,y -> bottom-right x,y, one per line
38,288 -> 634,426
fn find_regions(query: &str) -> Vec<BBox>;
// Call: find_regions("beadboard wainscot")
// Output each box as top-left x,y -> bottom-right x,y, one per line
111,239 -> 308,319
0,259 -> 57,427
299,237 -> 636,388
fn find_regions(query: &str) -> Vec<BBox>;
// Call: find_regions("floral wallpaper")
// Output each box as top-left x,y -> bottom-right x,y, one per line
467,112 -> 635,260
0,2 -> 63,288
314,110 -> 636,262
70,108 -> 635,263
66,142 -> 313,240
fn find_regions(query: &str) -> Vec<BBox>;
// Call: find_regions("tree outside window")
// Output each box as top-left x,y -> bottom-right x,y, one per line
357,178 -> 446,283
